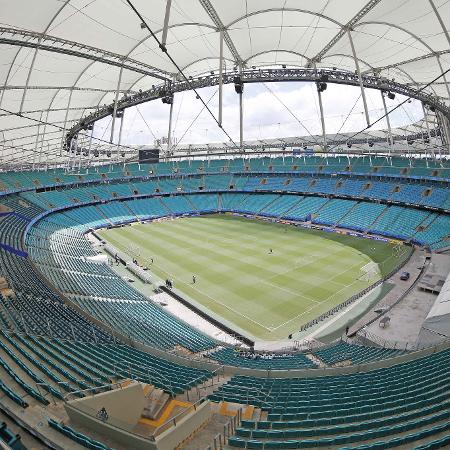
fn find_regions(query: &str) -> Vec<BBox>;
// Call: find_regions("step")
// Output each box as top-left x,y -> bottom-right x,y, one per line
142,388 -> 170,420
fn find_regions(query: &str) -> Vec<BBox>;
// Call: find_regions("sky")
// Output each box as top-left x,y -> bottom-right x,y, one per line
94,81 -> 424,148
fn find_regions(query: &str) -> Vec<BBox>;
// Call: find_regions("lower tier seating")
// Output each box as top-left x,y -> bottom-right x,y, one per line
312,341 -> 406,365
213,346 -> 450,449
207,348 -> 317,370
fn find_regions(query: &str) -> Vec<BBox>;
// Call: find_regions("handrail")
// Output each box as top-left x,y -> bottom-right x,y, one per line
150,396 -> 209,438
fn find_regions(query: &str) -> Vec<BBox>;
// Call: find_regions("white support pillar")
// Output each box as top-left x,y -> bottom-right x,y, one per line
110,66 -> 124,143
32,112 -> 43,170
117,110 -> 125,163
39,109 -> 50,169
218,30 -> 224,126
161,0 -> 172,47
442,114 -> 450,155
347,29 -> 370,127
317,84 -> 327,150
167,97 -> 174,155
380,91 -> 393,147
440,112 -> 450,153
421,102 -> 432,144
239,65 -> 243,149
88,123 -> 95,162
60,88 -> 73,154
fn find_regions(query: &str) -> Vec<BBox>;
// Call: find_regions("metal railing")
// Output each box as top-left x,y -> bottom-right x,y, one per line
204,407 -> 243,450
151,396 -> 209,438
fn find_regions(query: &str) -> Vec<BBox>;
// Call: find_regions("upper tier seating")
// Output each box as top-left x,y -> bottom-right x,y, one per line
1,156 -> 449,194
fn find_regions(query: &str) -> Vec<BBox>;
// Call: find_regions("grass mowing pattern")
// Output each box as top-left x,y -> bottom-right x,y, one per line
99,214 -> 411,341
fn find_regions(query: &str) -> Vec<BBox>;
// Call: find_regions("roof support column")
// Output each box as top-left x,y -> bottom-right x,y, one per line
421,102 -> 432,144
439,112 -> 450,153
32,111 -> 43,170
380,91 -> 393,147
442,114 -> 450,155
239,69 -> 244,150
167,95 -> 174,155
161,0 -> 172,47
117,110 -> 125,163
88,123 -> 95,164
110,65 -> 124,143
218,29 -> 224,127
316,84 -> 327,150
39,109 -> 50,170
60,88 -> 73,153
347,29 -> 370,127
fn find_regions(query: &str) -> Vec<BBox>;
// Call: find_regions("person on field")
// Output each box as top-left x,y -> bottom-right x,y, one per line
192,275 -> 196,284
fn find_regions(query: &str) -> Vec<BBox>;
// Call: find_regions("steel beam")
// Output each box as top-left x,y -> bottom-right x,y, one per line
66,67 -> 450,147
167,96 -> 174,154
117,110 -> 125,162
60,89 -> 74,152
198,0 -> 242,65
110,66 -> 124,143
380,91 -> 393,146
218,30 -> 224,126
310,0 -> 382,65
161,0 -> 173,47
421,102 -> 432,143
0,27 -> 170,80
316,84 -> 327,150
239,65 -> 243,149
348,30 -> 370,127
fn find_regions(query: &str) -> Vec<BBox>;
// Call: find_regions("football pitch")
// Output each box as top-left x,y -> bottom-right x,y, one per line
98,214 -> 411,341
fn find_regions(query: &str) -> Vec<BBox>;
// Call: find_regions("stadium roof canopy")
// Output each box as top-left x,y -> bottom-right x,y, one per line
0,0 -> 449,168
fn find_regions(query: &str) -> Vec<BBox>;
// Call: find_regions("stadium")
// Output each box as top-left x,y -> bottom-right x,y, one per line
0,1 -> 449,449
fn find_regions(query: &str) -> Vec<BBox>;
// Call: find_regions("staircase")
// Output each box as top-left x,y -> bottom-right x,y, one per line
142,387 -> 171,420
184,195 -> 199,213
158,197 -> 173,216
122,202 -> 140,222
254,195 -> 281,217
335,200 -> 360,226
365,204 -> 389,232
278,196 -> 306,219
93,205 -> 114,226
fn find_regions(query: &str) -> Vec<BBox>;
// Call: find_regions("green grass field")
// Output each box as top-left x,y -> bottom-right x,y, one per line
99,214 -> 411,341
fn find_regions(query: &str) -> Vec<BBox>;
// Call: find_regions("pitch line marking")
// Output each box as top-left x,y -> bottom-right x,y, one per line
260,279 -> 320,304
105,223 -> 383,335
270,259 -> 380,332
126,253 -> 274,333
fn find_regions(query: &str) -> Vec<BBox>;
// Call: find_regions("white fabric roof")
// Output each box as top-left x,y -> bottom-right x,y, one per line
0,0 -> 449,167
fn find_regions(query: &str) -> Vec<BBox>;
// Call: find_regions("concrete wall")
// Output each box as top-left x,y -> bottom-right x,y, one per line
67,382 -> 145,426
65,390 -> 212,450
155,400 -> 211,450
65,404 -> 156,450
